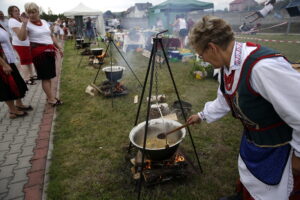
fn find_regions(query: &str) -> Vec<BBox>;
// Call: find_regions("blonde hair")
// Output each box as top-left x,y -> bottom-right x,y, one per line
189,16 -> 234,53
24,2 -> 39,13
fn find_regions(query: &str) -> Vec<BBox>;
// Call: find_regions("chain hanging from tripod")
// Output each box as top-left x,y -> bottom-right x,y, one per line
155,57 -> 159,105
154,45 -> 164,106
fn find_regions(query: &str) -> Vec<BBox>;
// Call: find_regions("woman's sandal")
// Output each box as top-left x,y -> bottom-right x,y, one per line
30,75 -> 38,80
48,98 -> 63,107
9,111 -> 28,119
16,105 -> 33,111
25,79 -> 37,85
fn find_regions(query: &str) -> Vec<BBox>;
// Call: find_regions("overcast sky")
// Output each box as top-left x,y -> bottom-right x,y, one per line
0,0 -> 239,15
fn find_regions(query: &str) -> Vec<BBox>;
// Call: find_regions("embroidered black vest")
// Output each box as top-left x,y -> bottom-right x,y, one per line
220,43 -> 293,147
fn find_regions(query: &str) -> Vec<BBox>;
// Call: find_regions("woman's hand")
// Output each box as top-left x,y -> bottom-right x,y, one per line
58,48 -> 64,57
187,114 -> 202,125
292,152 -> 300,176
2,63 -> 12,75
20,12 -> 29,24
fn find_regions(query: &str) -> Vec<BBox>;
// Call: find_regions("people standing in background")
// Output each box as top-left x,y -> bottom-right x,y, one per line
187,18 -> 195,32
178,14 -> 188,48
85,17 -> 95,41
8,5 -> 36,85
172,15 -> 180,38
59,24 -> 64,40
112,18 -> 120,30
155,17 -> 164,30
17,2 -> 63,107
68,19 -> 75,39
0,23 -> 32,119
239,22 -> 251,32
0,11 -> 9,32
53,22 -> 60,40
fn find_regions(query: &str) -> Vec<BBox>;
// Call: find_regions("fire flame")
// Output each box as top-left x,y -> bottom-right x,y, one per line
141,154 -> 185,170
115,82 -> 124,92
145,160 -> 151,169
175,154 -> 185,162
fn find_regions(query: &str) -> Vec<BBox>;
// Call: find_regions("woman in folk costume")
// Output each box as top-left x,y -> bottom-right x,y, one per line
17,2 -> 63,106
8,5 -> 36,85
0,24 -> 32,119
187,16 -> 300,200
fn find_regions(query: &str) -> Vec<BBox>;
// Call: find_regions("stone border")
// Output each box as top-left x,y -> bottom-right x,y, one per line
23,52 -> 62,200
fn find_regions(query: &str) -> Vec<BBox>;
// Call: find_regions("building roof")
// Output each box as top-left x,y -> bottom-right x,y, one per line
150,0 -> 214,12
126,2 -> 153,13
135,3 -> 152,10
230,0 -> 253,5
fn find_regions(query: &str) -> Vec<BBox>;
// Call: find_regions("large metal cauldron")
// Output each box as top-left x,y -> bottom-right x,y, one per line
91,48 -> 103,56
129,119 -> 186,161
76,38 -> 84,45
102,66 -> 125,82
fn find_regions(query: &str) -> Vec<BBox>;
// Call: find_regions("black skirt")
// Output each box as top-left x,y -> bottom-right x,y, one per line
179,29 -> 188,37
0,63 -> 28,101
32,52 -> 56,80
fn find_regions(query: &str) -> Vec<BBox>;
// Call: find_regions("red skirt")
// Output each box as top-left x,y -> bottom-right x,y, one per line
0,63 -> 28,101
13,45 -> 33,65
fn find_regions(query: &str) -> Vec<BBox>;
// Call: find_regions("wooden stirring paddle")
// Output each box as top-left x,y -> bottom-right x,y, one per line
157,122 -> 191,139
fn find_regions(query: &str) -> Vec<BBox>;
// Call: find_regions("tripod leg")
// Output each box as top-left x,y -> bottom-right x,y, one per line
92,64 -> 102,84
92,40 -> 110,84
111,41 -> 143,87
77,55 -> 84,68
128,40 -> 156,153
137,38 -> 158,200
109,40 -> 114,108
158,39 -> 203,173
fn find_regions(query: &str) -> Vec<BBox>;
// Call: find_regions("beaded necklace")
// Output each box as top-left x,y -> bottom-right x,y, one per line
31,20 -> 42,26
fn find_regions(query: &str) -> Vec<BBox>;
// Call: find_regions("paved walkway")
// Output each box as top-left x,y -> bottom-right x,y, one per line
0,54 -> 62,200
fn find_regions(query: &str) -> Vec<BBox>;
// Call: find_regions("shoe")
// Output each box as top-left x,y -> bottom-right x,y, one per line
16,105 -> 33,111
9,111 -> 28,119
25,79 -> 36,85
48,98 -> 63,107
30,75 -> 38,80
219,193 -> 243,200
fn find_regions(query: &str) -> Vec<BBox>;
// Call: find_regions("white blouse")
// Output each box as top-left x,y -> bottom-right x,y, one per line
8,18 -> 30,46
198,42 -> 300,199
178,18 -> 187,30
0,28 -> 16,64
26,19 -> 53,44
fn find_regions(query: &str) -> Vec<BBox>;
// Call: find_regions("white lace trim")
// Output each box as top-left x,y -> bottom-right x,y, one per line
238,151 -> 293,200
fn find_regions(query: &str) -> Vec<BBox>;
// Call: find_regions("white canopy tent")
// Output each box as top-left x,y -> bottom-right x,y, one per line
63,3 -> 105,37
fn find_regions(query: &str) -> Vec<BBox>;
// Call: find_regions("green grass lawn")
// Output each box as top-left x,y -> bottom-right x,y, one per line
47,34 -> 300,200
236,33 -> 300,62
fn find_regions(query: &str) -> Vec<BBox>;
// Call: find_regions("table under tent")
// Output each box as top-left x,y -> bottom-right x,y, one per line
148,0 -> 214,34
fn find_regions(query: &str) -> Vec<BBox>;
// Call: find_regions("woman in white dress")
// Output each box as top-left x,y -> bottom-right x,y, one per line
17,2 -> 63,106
8,5 -> 36,85
0,24 -> 31,119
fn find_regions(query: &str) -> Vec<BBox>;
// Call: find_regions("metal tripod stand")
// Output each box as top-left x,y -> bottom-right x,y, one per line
91,32 -> 143,107
128,30 -> 203,200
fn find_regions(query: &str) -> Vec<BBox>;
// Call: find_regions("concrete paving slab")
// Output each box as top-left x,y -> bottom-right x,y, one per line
0,43 -> 63,200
